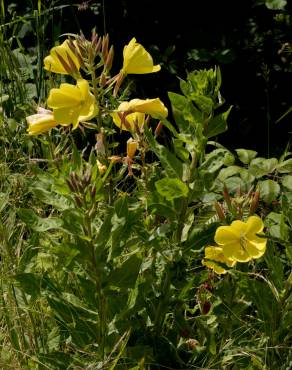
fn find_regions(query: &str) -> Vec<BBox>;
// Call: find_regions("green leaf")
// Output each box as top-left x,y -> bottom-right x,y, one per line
17,208 -> 63,232
258,180 -> 280,204
31,187 -> 72,211
61,208 -> 84,236
277,158 -> 292,173
282,175 -> 292,190
200,148 -> 234,173
249,157 -> 278,177
205,106 -> 232,138
108,255 -> 141,289
13,273 -> 41,299
265,0 -> 287,10
155,178 -> 189,201
144,126 -> 183,178
235,148 -> 258,164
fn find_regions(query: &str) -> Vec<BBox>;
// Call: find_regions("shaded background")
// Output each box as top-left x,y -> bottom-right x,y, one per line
6,0 -> 292,156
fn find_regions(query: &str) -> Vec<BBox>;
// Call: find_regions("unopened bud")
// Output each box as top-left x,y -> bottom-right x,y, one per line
105,45 -> 114,71
249,190 -> 260,215
90,185 -> 97,199
127,138 -> 138,159
223,184 -> 233,212
101,34 -> 109,61
97,159 -> 107,175
154,121 -> 163,137
99,72 -> 107,87
74,194 -> 83,208
214,201 -> 225,221
66,178 -> 77,192
83,167 -> 92,186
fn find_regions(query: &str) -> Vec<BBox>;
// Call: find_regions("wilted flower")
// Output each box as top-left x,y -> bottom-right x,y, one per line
215,216 -> 267,262
202,246 -> 236,275
47,79 -> 98,129
121,37 -> 161,75
44,39 -> 81,75
26,108 -> 58,135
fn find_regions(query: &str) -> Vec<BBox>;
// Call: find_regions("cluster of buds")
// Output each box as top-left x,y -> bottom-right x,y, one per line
66,168 -> 97,216
196,278 -> 214,315
75,29 -> 114,86
214,184 -> 260,221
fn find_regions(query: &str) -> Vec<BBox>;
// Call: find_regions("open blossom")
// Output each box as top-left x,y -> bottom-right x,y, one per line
111,98 -> 167,131
44,39 -> 80,75
26,108 -> 58,135
215,216 -> 267,262
47,79 -> 98,130
121,37 -> 161,75
202,246 -> 236,274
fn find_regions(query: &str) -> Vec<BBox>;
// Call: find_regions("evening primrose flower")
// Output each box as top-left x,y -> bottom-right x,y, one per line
44,40 -> 81,75
26,108 -> 58,135
215,216 -> 267,262
47,79 -> 98,129
112,98 -> 167,131
121,37 -> 161,75
112,109 -> 145,131
202,246 -> 236,274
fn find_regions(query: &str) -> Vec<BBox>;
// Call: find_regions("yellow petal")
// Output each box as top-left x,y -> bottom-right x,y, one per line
47,84 -> 81,108
214,226 -> 239,246
246,216 -> 264,237
222,242 -> 252,262
44,40 -> 80,75
26,112 -> 58,135
245,240 -> 266,259
122,37 -> 161,75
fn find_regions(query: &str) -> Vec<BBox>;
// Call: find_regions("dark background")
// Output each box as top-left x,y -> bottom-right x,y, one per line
9,0 -> 292,156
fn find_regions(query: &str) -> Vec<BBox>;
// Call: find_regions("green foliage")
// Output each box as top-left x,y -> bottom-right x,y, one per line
0,8 -> 291,369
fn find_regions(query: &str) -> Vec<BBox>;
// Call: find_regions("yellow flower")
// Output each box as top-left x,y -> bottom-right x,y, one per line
111,98 -> 167,131
47,79 -> 98,130
202,246 -> 236,274
112,109 -> 145,132
26,108 -> 58,135
121,37 -> 161,75
215,216 -> 267,262
44,40 -> 80,75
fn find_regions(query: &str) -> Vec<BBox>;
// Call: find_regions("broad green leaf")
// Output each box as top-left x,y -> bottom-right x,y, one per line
205,106 -> 232,138
108,255 -> 141,289
17,208 -> 63,232
258,179 -> 280,204
155,178 -> 189,201
61,208 -> 84,236
200,148 -> 234,173
31,187 -> 72,211
277,158 -> 292,173
249,157 -> 278,177
282,175 -> 292,190
265,0 -> 287,10
144,126 -> 183,178
235,148 -> 258,164
13,273 -> 41,299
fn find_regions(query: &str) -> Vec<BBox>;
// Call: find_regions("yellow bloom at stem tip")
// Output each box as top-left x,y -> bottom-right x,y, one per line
112,98 -> 168,131
26,108 -> 58,135
47,79 -> 98,130
121,37 -> 161,75
44,39 -> 80,75
202,246 -> 236,275
214,216 -> 267,262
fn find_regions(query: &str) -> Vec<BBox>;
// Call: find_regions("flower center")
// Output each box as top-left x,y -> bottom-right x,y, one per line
239,233 -> 247,251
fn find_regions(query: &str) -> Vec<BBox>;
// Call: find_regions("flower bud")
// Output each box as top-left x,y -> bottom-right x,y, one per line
127,138 -> 138,159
